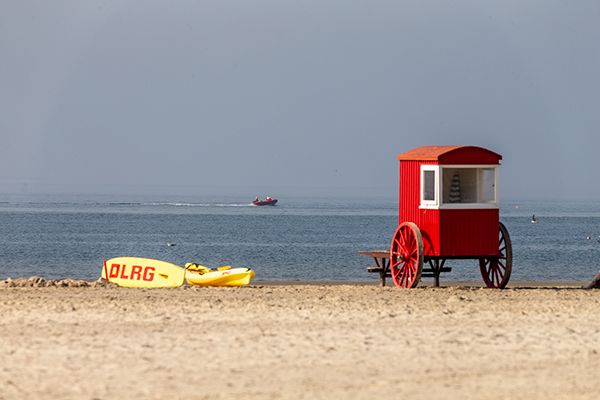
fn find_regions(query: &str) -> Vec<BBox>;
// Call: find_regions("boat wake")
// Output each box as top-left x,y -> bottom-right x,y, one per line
108,202 -> 254,208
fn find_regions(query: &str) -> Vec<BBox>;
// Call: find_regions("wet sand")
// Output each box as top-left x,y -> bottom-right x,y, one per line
1,280 -> 600,399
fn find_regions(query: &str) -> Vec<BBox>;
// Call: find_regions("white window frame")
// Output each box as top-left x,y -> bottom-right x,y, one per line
420,165 -> 440,208
419,164 -> 499,210
440,165 -> 499,209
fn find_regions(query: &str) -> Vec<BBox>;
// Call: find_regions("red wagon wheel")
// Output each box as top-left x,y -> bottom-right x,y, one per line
390,222 -> 424,288
479,222 -> 513,288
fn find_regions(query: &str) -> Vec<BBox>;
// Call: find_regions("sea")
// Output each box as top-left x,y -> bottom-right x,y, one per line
1,193 -> 599,283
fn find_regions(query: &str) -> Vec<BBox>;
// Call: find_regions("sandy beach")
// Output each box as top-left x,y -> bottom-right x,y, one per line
1,280 -> 600,400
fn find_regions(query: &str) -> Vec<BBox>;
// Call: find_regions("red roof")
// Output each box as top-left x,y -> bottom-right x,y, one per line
397,146 -> 502,164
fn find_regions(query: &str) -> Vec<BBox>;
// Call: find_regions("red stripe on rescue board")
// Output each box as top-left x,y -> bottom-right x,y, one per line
109,264 -> 120,278
103,260 -> 109,283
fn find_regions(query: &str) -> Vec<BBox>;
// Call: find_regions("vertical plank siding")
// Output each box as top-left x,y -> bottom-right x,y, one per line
399,161 -> 441,256
439,209 -> 499,256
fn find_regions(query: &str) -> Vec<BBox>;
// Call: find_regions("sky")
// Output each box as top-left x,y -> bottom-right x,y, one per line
1,0 -> 599,200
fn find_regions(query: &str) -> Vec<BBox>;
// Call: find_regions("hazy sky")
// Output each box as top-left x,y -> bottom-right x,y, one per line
1,1 -> 599,199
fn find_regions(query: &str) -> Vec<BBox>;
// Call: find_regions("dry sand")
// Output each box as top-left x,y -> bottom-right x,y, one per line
1,280 -> 600,399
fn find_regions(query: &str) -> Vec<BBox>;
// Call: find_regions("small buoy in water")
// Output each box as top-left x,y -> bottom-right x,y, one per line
167,243 -> 176,247
586,236 -> 591,240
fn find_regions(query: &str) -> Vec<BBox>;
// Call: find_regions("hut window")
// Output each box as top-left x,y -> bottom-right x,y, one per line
423,171 -> 435,200
441,166 -> 497,206
420,165 -> 439,206
479,168 -> 496,203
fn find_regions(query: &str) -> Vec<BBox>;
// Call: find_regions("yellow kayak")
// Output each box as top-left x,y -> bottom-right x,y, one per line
184,263 -> 255,287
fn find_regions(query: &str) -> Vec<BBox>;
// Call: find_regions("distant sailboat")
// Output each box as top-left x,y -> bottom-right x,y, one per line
531,214 -> 538,224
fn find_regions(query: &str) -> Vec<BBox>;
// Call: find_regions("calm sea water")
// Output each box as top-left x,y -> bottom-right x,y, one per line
1,194 -> 599,283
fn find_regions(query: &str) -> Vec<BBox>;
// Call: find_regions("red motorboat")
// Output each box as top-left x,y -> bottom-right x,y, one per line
252,197 -> 278,206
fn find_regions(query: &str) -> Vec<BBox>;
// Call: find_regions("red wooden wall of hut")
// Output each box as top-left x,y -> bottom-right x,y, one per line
397,146 -> 503,258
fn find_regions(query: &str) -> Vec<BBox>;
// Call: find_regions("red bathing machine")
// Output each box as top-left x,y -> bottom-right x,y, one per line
390,145 -> 512,288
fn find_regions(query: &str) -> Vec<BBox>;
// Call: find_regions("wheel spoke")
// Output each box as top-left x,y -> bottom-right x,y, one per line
393,238 -> 407,258
494,265 -> 502,285
400,266 -> 408,286
405,266 -> 412,284
404,260 -> 413,281
390,260 -> 402,279
405,231 -> 414,248
398,242 -> 409,259
483,260 -> 491,277
397,231 -> 407,250
497,260 -> 506,272
396,235 -> 406,253
394,236 -> 405,251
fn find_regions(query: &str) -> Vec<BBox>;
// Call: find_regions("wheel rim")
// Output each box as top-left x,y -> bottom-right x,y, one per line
479,222 -> 513,288
390,222 -> 423,288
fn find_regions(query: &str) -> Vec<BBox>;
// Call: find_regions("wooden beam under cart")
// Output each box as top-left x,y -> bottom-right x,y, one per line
359,250 -> 453,287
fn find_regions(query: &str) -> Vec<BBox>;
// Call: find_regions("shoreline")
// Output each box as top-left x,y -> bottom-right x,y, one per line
0,276 -> 592,288
255,279 -> 591,287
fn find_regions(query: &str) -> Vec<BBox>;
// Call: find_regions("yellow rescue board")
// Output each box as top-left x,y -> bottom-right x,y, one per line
102,257 -> 186,288
185,267 -> 255,287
